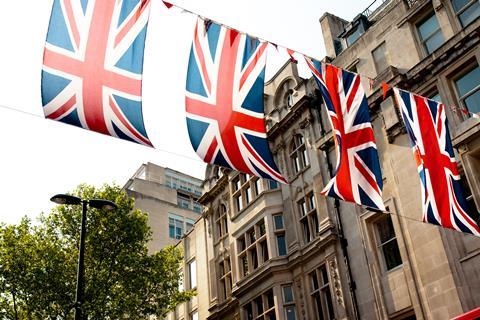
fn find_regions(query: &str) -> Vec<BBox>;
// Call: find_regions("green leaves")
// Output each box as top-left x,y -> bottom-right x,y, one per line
0,184 -> 195,319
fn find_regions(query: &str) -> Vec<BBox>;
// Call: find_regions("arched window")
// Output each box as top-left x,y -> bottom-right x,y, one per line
286,90 -> 294,108
290,135 -> 309,174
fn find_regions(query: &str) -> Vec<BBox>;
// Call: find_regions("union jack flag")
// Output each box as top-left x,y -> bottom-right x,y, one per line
394,88 -> 480,236
41,0 -> 152,146
306,58 -> 385,211
185,19 -> 286,183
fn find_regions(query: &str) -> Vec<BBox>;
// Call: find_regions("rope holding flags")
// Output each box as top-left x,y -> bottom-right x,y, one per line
38,0 -> 480,236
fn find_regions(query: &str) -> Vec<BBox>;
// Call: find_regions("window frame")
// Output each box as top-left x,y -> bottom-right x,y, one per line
214,204 -> 229,242
218,256 -> 233,301
282,285 -> 297,320
452,0 -> 480,27
415,11 -> 445,56
309,265 -> 335,320
242,288 -> 276,320
372,42 -> 389,74
232,174 -> 264,213
188,259 -> 197,289
290,135 -> 309,175
273,214 -> 288,256
452,62 -> 480,116
298,193 -> 319,244
237,218 -> 270,279
373,215 -> 403,272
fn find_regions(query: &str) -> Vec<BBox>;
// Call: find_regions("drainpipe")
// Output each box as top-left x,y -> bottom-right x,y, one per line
323,146 -> 361,320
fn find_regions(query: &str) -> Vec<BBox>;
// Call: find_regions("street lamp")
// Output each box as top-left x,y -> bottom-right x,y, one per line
50,194 -> 117,320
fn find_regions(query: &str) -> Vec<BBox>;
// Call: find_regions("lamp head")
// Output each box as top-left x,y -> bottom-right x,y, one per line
88,199 -> 117,211
50,194 -> 82,206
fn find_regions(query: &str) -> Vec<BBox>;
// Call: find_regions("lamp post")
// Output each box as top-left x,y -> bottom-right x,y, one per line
50,194 -> 117,320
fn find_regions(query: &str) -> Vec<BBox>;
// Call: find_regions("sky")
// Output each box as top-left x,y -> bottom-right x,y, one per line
0,0 -> 372,224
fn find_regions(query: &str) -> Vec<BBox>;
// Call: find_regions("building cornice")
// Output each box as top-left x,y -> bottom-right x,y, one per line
198,174 -> 229,205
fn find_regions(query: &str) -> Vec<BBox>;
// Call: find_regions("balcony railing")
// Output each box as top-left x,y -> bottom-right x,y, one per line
405,0 -> 421,8
361,0 -> 391,18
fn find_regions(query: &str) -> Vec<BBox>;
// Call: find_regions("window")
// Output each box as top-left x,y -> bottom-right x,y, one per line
452,0 -> 480,27
372,42 -> 388,73
169,213 -> 184,239
375,215 -> 402,271
190,311 -> 198,320
345,23 -> 365,46
298,193 -> 319,244
188,259 -> 197,289
238,219 -> 270,278
286,90 -> 294,108
334,39 -> 344,55
269,180 -> 279,190
273,214 -> 287,256
242,289 -> 276,320
186,219 -> 195,233
310,265 -> 335,320
283,285 -> 297,320
193,202 -> 202,213
290,135 -> 309,174
416,12 -> 444,55
232,175 -> 264,213
454,64 -> 480,114
215,204 -> 229,241
429,91 -> 442,103
177,193 -> 191,209
459,173 -> 480,254
219,257 -> 233,301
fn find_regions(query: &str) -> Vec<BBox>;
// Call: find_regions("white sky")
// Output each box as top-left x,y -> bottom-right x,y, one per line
0,0 -> 370,224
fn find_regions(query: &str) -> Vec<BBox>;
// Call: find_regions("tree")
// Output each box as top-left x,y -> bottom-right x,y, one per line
0,184 -> 195,319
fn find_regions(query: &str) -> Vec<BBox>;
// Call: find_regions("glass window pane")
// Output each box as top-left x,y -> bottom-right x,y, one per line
274,215 -> 284,230
245,304 -> 254,320
191,311 -> 198,320
277,235 -> 287,256
346,24 -> 364,46
455,66 -> 480,97
285,306 -> 297,320
314,294 -> 323,318
311,272 -> 319,290
429,92 -> 442,103
418,14 -> 440,40
266,290 -> 275,308
376,217 -> 395,244
453,0 -> 471,12
255,297 -> 264,314
382,239 -> 403,270
324,288 -> 335,319
283,286 -> 294,303
459,1 -> 480,26
269,180 -> 279,190
464,90 -> 480,113
189,260 -> 197,288
424,31 -> 445,53
169,225 -> 175,239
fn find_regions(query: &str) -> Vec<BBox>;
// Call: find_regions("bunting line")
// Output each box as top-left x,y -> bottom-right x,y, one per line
161,1 -> 480,121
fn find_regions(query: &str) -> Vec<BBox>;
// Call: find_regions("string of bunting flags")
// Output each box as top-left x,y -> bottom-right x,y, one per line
39,0 -> 480,236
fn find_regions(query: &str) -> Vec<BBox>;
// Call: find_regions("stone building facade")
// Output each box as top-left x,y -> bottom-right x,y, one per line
123,162 -> 203,253
168,0 -> 480,319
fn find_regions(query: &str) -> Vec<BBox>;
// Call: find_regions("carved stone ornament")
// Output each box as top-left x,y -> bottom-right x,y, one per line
329,258 -> 345,307
294,276 -> 307,320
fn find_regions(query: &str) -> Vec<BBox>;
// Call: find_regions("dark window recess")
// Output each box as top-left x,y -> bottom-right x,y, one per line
376,216 -> 402,271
